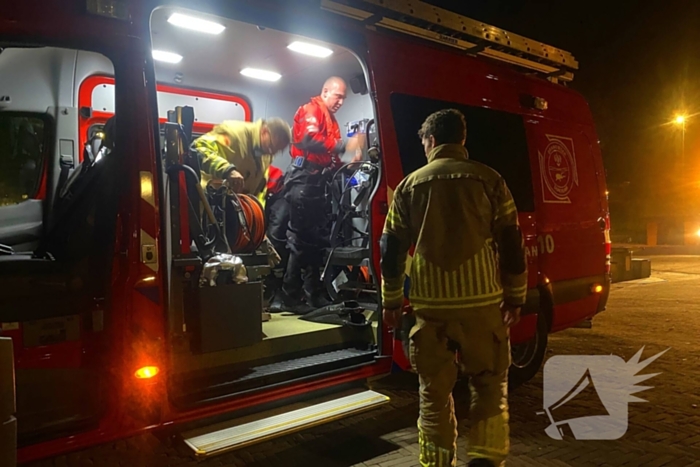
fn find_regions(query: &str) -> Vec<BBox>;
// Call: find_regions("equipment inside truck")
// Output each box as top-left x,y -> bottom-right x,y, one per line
0,8 -> 381,435
148,7 -> 381,406
0,7 -> 382,440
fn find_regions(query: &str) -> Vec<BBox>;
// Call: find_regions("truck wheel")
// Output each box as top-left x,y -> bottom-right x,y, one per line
509,312 -> 548,389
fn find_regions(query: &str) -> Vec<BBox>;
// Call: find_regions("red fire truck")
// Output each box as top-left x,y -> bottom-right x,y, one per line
0,0 -> 610,462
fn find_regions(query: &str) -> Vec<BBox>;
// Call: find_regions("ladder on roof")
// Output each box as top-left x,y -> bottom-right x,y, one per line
321,0 -> 578,83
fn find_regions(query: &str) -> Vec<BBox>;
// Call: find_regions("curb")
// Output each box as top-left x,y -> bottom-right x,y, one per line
611,248 -> 651,283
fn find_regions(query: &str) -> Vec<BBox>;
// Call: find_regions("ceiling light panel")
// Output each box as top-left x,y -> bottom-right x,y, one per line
240,68 -> 282,82
287,41 -> 333,58
152,50 -> 183,63
167,12 -> 226,35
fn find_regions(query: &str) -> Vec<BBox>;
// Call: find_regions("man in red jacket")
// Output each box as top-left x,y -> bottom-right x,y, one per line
274,76 -> 364,312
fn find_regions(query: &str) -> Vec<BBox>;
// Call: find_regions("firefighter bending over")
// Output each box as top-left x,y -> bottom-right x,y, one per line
272,76 -> 364,311
192,118 -> 291,196
380,109 -> 527,467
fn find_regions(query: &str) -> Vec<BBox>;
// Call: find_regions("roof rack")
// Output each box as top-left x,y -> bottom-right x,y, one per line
321,0 -> 578,83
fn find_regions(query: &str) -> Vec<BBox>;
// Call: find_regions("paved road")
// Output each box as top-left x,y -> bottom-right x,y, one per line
28,256 -> 700,466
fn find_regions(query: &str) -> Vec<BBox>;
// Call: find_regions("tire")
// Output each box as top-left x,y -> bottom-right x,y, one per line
508,311 -> 548,389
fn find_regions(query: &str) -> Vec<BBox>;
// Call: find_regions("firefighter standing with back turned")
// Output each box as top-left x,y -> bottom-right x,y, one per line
272,76 -> 364,312
380,109 -> 527,467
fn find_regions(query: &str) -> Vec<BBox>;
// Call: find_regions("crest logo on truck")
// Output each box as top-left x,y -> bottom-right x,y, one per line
539,135 -> 579,203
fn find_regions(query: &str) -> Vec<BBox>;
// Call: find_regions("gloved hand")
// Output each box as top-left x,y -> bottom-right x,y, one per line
263,237 -> 281,268
225,169 -> 245,193
500,301 -> 522,327
293,134 -> 328,154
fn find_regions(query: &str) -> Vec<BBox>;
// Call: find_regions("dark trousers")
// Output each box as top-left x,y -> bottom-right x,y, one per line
266,191 -> 290,282
282,168 -> 330,298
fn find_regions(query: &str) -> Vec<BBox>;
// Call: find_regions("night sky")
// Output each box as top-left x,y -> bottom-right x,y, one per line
425,0 -> 700,238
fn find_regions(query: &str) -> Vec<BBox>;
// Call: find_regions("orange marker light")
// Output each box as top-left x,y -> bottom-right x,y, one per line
591,284 -> 604,294
135,366 -> 160,379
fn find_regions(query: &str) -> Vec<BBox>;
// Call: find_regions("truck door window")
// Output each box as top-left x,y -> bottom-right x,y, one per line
390,93 -> 535,212
0,113 -> 47,206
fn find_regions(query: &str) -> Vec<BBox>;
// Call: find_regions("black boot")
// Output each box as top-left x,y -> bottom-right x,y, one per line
303,265 -> 332,309
271,288 -> 313,315
268,288 -> 286,313
306,291 -> 332,309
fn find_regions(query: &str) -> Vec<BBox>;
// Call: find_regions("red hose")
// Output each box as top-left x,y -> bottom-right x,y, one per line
228,193 -> 266,254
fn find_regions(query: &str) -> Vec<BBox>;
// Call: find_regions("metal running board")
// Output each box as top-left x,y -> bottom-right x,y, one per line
182,390 -> 389,457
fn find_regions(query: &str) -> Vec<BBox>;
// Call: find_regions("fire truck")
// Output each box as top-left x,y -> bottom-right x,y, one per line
0,0 -> 610,462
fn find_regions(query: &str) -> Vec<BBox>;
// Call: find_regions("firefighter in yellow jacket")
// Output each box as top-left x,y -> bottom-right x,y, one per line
380,109 -> 527,467
192,118 -> 291,201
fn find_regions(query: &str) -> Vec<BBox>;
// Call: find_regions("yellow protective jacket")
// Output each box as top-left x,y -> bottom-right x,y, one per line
192,119 -> 274,197
381,143 -> 527,313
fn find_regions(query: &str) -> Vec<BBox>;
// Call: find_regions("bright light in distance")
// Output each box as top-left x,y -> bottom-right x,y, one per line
287,41 -> 333,58
696,228 -> 700,238
134,366 -> 160,379
167,13 -> 225,34
152,50 -> 183,64
240,68 -> 281,82
675,115 -> 686,124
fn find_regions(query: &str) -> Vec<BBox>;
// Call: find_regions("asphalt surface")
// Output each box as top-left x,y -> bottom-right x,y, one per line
26,256 -> 700,467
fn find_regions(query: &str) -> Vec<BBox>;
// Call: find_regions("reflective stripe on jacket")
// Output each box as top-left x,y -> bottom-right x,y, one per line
381,143 -> 527,312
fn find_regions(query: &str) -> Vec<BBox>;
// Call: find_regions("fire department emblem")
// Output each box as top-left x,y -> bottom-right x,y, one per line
539,135 -> 579,203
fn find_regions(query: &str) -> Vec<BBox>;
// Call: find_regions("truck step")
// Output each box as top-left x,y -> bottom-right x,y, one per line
182,389 -> 389,457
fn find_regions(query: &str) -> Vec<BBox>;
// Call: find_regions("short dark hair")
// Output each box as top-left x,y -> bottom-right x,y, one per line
265,117 -> 292,147
417,109 -> 467,145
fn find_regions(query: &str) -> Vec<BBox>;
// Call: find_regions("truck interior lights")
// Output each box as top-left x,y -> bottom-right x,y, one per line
240,68 -> 281,82
287,41 -> 333,58
152,50 -> 183,64
167,12 -> 226,35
